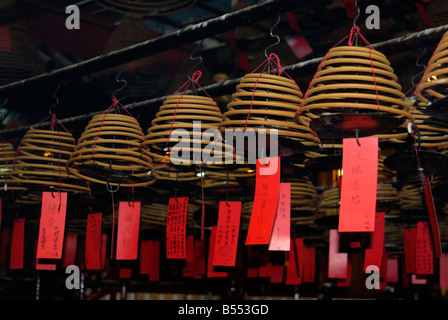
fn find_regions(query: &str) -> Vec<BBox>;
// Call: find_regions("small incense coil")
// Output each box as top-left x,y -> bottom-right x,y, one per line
12,189 -> 41,205
296,46 -> 413,138
151,158 -> 199,182
142,94 -> 236,173
399,177 -> 425,212
317,187 -> 340,217
13,128 -> 90,193
220,73 -> 319,147
67,113 -> 155,188
376,182 -> 399,204
288,177 -> 319,213
378,153 -> 396,181
415,30 -> 448,104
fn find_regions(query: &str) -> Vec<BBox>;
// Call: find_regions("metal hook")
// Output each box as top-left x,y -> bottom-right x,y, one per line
111,64 -> 128,102
264,14 -> 281,59
106,179 -> 120,193
355,129 -> 361,147
187,39 -> 204,81
225,192 -> 230,207
128,190 -> 135,207
49,83 -> 61,115
353,0 -> 361,29
174,188 -> 179,203
260,147 -> 269,166
0,98 -> 7,109
411,48 -> 427,88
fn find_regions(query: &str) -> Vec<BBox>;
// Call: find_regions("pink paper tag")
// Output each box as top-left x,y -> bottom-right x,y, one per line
268,183 -> 291,251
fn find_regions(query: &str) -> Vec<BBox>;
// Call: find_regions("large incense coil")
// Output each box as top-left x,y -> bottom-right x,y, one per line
0,142 -> 16,187
317,187 -> 340,217
0,0 -> 45,85
152,160 -> 199,181
67,113 -> 155,188
376,182 -> 399,203
296,46 -> 413,137
142,94 -> 236,169
13,128 -> 90,193
378,154 -> 396,180
219,73 -> 319,146
415,31 -> 448,104
399,177 -> 425,212
13,190 -> 41,205
287,177 -> 319,212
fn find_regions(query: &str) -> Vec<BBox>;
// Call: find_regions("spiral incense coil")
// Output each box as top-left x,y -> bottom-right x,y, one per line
13,128 -> 90,193
288,177 -> 319,212
378,154 -> 396,181
296,46 -> 413,137
415,31 -> 448,105
376,182 -> 399,203
220,73 -> 319,146
67,113 -> 155,188
399,177 -> 425,212
317,187 -> 340,217
142,94 -> 236,170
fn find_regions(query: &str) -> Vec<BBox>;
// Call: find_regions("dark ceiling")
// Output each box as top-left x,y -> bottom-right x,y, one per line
0,0 -> 444,139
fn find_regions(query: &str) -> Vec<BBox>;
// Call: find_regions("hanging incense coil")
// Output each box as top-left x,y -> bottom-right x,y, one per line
399,177 -> 425,212
317,186 -> 340,217
378,153 -> 396,181
376,183 -> 399,205
67,113 -> 155,188
220,73 -> 319,150
0,0 -> 45,86
0,142 -> 25,191
92,0 -> 197,16
142,94 -> 236,177
288,177 -> 319,213
12,128 -> 90,193
296,46 -> 413,139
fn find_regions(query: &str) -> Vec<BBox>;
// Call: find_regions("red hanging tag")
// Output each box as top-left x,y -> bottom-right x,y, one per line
337,259 -> 352,287
270,265 -> 284,284
0,229 -> 7,263
411,274 -> 427,285
387,258 -> 399,283
285,238 -> 303,285
10,218 -> 25,270
37,192 -> 68,259
85,213 -> 102,270
440,253 -> 448,289
285,35 -> 313,60
259,263 -> 272,278
416,221 -> 434,275
207,226 -> 228,278
116,201 -> 141,260
339,137 -> 378,232
268,183 -> 291,251
344,0 -> 358,18
246,157 -> 281,245
379,249 -> 388,290
421,173 -> 442,258
62,234 -> 77,268
0,27 -> 11,52
166,197 -> 188,259
0,199 -> 2,230
213,201 -> 241,267
415,1 -> 434,27
148,241 -> 160,281
193,239 -> 206,279
328,229 -> 348,279
404,228 -> 417,274
100,233 -> 107,269
140,240 -> 151,275
182,235 -> 195,277
247,268 -> 258,278
119,268 -> 132,279
226,30 -> 250,72
363,212 -> 385,271
303,247 -> 316,283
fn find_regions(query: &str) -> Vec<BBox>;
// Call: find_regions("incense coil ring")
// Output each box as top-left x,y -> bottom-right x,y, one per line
220,73 -> 319,146
13,129 -> 90,193
67,113 -> 155,188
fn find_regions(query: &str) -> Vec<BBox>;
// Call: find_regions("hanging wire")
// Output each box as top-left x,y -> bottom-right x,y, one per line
264,14 -> 281,60
0,98 -> 7,109
187,39 -> 204,90
111,64 -> 128,103
411,48 -> 428,90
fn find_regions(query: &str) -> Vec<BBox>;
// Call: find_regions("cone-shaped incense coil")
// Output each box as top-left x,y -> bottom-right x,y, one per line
296,46 -> 413,136
13,129 -> 90,193
220,73 -> 319,146
67,113 -> 155,188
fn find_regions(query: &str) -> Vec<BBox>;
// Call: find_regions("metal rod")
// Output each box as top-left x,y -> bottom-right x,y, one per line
1,23 -> 448,138
0,0 -> 311,96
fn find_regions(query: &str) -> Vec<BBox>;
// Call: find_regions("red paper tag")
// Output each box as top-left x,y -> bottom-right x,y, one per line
36,263 -> 56,271
344,0 -> 358,18
0,229 -> 7,263
303,247 -> 316,283
85,213 -> 102,270
270,265 -> 284,284
387,258 -> 399,283
226,30 -> 250,72
328,229 -> 348,279
415,1 -> 434,27
213,201 -> 241,267
404,228 -> 417,274
37,192 -> 68,259
285,35 -> 313,59
0,199 -> 2,229
100,233 -> 107,269
379,249 -> 388,290
182,235 -> 195,277
259,263 -> 272,278
246,157 -> 280,245
207,226 -> 228,278
149,241 -> 160,281
339,137 -> 378,232
140,240 -> 151,275
193,239 -> 205,279
119,268 -> 132,279
116,202 -> 141,260
247,268 -> 258,278
10,218 -> 25,270
285,238 -> 303,285
411,274 -> 427,285
363,212 -> 385,271
422,173 -> 442,258
0,27 -> 11,52
166,197 -> 188,259
440,254 -> 448,289
416,221 -> 433,275
268,183 -> 291,251
62,234 -> 77,267
337,259 -> 352,287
